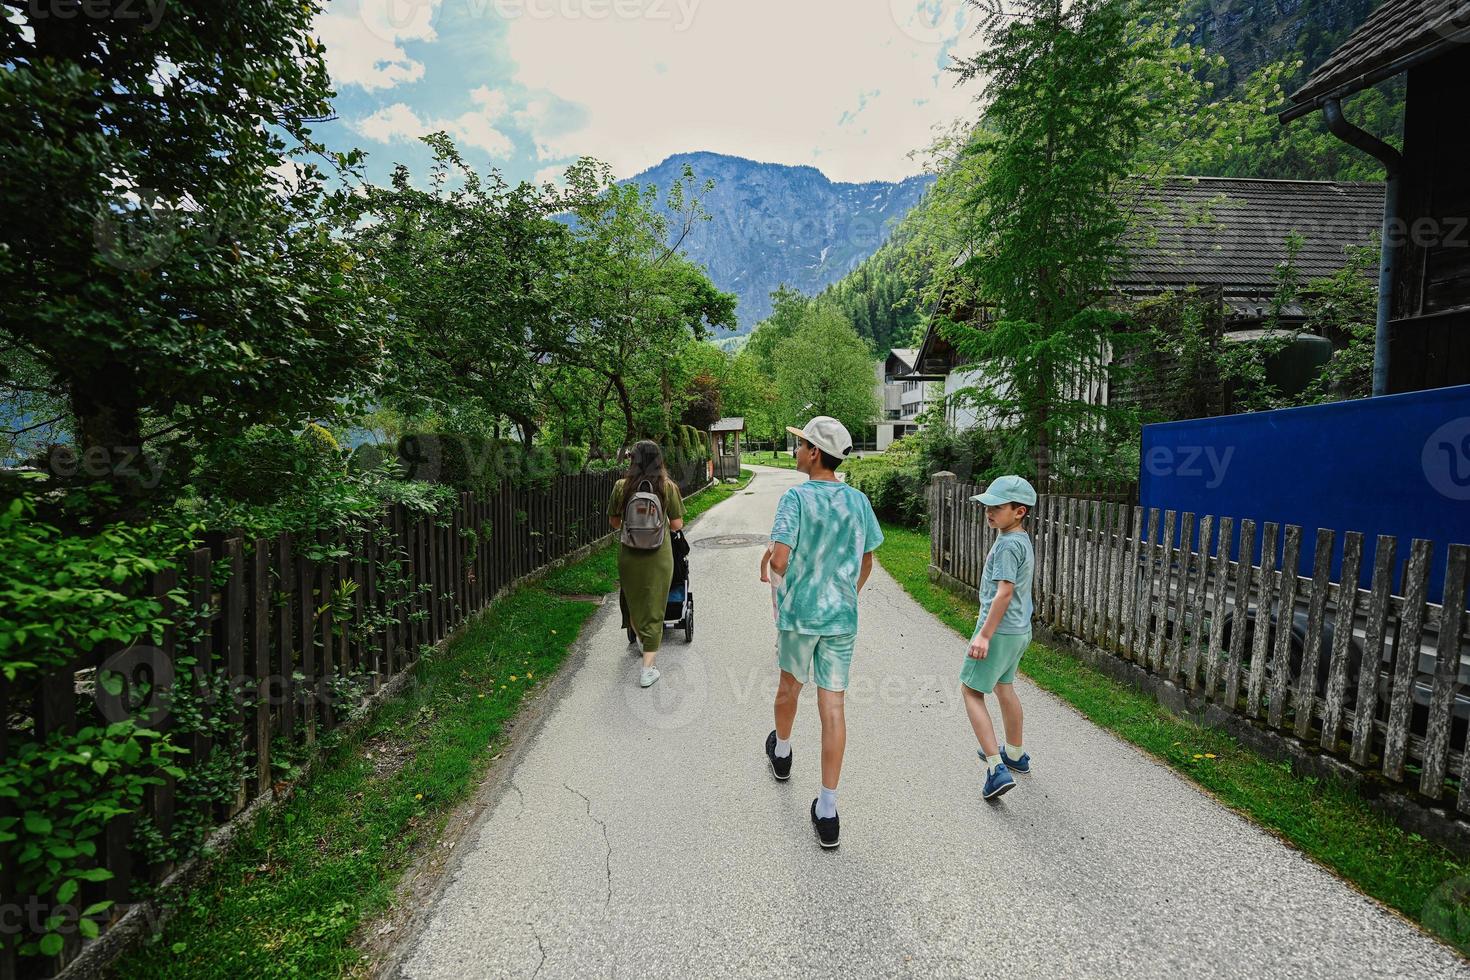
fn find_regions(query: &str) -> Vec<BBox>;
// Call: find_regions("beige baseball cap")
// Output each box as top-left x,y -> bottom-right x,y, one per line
786,416 -> 854,459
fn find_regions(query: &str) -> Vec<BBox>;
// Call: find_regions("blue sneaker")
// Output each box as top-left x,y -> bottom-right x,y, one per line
982,761 -> 1015,800
1000,747 -> 1031,775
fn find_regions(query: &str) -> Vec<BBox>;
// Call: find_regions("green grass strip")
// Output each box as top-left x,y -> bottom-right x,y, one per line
875,520 -> 1470,954
743,450 -> 797,470
114,470 -> 754,978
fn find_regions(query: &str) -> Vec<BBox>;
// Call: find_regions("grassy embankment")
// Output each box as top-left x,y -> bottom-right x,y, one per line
875,519 -> 1470,955
116,469 -> 755,978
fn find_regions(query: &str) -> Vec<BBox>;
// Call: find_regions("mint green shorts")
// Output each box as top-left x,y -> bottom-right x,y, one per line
960,630 -> 1031,694
777,630 -> 857,692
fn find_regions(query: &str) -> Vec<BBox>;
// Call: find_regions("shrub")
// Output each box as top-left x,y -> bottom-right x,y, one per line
393,435 -> 596,490
847,436 -> 930,528
396,432 -> 487,492
196,425 -> 342,506
348,442 -> 398,476
559,444 -> 589,473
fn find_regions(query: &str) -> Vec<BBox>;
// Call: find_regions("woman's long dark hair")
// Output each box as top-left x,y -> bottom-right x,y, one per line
620,439 -> 669,509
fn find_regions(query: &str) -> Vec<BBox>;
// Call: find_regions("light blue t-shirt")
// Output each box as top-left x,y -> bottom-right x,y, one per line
771,480 -> 884,636
978,531 -> 1035,635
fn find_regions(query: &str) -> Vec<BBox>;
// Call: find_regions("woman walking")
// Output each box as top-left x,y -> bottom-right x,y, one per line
609,440 -> 686,688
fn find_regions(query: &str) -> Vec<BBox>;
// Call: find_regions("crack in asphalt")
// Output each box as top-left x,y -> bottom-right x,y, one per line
529,920 -> 547,979
563,782 -> 613,910
507,779 -> 525,818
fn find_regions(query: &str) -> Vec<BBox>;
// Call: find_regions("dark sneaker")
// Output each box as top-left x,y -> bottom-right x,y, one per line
982,762 -> 1015,800
1000,747 -> 1032,775
811,799 -> 840,849
765,730 -> 792,781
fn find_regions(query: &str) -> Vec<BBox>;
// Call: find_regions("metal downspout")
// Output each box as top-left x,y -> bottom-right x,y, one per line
1322,97 -> 1402,396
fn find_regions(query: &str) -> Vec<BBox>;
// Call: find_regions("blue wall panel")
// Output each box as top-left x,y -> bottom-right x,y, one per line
1138,384 -> 1470,605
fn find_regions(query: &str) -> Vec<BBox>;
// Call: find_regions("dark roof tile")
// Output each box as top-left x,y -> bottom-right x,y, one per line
1118,176 -> 1382,296
1291,0 -> 1470,105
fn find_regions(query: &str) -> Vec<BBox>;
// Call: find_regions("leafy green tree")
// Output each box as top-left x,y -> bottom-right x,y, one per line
0,1 -> 384,514
743,286 -> 810,379
773,306 -> 879,439
945,0 -> 1208,483
354,134 -> 574,443
558,160 -> 737,452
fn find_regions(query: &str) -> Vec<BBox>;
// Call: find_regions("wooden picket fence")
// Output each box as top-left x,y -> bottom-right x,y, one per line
928,474 -> 1470,814
1,465 -> 708,979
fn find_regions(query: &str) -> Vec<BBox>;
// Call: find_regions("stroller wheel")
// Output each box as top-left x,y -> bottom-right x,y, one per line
684,594 -> 695,643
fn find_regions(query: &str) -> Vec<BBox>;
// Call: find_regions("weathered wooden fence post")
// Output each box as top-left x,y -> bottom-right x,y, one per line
930,471 -> 956,579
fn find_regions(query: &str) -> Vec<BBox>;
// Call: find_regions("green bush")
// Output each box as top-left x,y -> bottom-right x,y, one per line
559,445 -> 589,473
347,442 -> 398,476
394,435 -> 596,490
847,437 -> 929,528
196,425 -> 342,506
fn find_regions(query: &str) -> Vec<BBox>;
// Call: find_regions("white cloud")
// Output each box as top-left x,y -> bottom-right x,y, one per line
534,164 -> 567,186
356,103 -> 428,144
315,0 -> 444,92
353,97 -> 515,158
500,0 -> 979,182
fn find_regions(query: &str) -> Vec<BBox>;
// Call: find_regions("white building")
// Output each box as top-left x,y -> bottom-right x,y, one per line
874,348 -> 936,451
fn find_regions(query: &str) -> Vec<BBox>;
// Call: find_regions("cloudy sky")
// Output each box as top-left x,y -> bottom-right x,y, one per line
313,0 -> 986,187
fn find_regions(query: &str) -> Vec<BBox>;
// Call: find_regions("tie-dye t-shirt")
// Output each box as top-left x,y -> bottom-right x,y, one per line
770,479 -> 884,636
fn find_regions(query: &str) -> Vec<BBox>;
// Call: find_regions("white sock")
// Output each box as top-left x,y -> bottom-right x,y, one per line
984,753 -> 1003,774
1004,742 -> 1025,760
816,785 -> 838,819
774,736 -> 792,759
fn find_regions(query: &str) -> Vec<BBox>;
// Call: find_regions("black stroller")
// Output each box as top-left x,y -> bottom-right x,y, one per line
624,530 -> 694,645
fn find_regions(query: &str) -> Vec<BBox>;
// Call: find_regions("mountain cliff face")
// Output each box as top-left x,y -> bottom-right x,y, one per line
629,152 -> 934,333
1183,0 -> 1381,88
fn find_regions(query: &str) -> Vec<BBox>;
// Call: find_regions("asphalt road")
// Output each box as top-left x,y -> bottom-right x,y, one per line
394,466 -> 1466,979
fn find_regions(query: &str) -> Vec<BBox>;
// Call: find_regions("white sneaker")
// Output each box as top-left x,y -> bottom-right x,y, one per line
639,667 -> 660,688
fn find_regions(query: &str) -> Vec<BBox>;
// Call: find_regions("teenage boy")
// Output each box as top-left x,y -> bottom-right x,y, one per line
761,416 -> 883,849
962,475 -> 1037,801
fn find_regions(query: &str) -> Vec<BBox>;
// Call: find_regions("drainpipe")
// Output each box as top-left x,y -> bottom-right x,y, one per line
1322,97 -> 1402,396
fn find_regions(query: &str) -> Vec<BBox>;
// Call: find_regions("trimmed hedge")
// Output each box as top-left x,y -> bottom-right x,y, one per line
392,434 -> 596,491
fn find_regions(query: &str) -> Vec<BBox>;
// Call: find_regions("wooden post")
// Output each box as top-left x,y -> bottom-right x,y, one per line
222,539 -> 246,811
1320,531 -> 1364,752
931,472 -> 956,579
275,533 -> 297,740
1383,539 -> 1434,780
1294,528 -> 1337,740
251,538 -> 272,797
1349,535 -> 1398,766
1167,512 -> 1196,683
1266,525 -> 1303,728
317,530 -> 335,731
1423,545 -> 1468,800
1150,509 -> 1177,672
1204,516 -> 1234,700
1224,519 -> 1256,710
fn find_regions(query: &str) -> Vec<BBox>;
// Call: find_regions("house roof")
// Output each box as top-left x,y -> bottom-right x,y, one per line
710,417 -> 745,433
1120,176 -> 1383,300
1288,0 -> 1470,113
913,176 -> 1383,376
886,348 -> 918,373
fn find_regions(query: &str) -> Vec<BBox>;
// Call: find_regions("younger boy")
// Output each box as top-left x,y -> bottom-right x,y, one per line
761,416 -> 883,849
962,475 -> 1037,801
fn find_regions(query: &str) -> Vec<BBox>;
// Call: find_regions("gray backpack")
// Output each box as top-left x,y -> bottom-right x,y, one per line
621,479 -> 667,550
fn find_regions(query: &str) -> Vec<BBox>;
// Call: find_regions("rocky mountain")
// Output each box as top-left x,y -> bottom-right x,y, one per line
629,152 -> 934,333
1182,0 -> 1382,89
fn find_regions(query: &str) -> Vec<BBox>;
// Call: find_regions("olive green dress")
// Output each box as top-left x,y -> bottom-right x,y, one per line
610,479 -> 685,652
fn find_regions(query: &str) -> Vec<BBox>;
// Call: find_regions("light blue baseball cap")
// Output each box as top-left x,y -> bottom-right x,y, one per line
972,475 -> 1037,506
